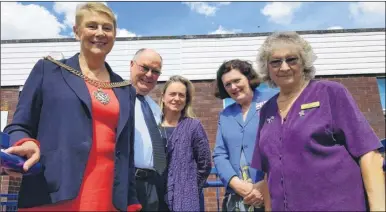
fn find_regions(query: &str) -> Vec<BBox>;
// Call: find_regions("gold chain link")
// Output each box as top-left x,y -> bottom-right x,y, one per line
44,56 -> 131,89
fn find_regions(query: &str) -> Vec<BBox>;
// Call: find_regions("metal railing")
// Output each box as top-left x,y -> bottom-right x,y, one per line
0,193 -> 18,211
200,167 -> 223,212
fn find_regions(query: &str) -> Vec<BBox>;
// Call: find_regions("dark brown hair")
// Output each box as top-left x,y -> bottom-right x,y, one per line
214,59 -> 260,99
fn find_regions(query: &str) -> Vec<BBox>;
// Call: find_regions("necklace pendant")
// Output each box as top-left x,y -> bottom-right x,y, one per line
93,88 -> 110,105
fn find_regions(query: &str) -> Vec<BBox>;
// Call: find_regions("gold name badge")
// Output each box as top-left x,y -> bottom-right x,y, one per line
301,101 -> 320,110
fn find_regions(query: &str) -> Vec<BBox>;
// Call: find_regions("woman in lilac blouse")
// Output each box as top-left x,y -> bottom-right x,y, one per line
159,75 -> 211,211
251,31 -> 385,211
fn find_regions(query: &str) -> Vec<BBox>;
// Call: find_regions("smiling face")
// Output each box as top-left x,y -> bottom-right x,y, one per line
221,69 -> 253,105
130,49 -> 162,95
268,45 -> 304,89
162,82 -> 187,114
73,10 -> 115,57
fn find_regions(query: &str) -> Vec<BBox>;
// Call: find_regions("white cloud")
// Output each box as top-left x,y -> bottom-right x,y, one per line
218,2 -> 231,6
54,2 -> 136,38
1,2 -> 137,40
349,2 -> 385,26
183,2 -> 217,16
116,28 -> 137,37
209,25 -> 242,34
53,2 -> 87,28
53,2 -> 123,30
1,2 -> 65,39
261,2 -> 302,25
182,2 -> 231,16
327,26 -> 343,30
349,2 -> 385,16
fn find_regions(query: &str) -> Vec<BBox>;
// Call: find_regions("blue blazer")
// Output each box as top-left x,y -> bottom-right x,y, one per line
213,89 -> 277,193
3,53 -> 138,210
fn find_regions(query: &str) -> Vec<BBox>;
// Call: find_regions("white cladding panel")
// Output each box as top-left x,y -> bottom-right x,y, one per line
1,30 -> 385,86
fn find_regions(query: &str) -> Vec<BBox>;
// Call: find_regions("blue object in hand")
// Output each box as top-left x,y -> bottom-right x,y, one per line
0,132 -> 42,176
1,149 -> 42,176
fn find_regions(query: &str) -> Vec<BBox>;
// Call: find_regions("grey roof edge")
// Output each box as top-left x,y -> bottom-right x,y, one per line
1,28 -> 385,44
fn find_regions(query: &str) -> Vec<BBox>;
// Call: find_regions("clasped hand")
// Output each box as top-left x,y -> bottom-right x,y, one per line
240,180 -> 264,207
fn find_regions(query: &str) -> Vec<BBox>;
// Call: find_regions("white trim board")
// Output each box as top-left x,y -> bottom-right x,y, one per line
1,111 -> 8,132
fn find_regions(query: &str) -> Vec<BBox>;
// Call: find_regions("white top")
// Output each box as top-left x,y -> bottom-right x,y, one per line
134,95 -> 162,169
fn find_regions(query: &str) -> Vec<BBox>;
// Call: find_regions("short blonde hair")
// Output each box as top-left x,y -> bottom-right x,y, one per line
75,2 -> 116,29
160,75 -> 196,118
256,31 -> 317,87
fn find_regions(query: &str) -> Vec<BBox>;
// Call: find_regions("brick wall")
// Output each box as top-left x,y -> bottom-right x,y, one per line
0,87 -> 19,124
320,76 -> 385,139
0,76 -> 385,211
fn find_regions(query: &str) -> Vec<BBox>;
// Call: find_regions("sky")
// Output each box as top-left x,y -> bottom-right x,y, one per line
1,1 -> 385,40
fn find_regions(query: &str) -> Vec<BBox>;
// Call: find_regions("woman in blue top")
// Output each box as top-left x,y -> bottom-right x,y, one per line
213,59 -> 277,211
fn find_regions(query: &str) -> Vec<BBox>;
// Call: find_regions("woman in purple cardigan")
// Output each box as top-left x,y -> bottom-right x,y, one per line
159,75 -> 212,211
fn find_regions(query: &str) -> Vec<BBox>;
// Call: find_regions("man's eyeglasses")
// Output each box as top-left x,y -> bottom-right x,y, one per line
133,61 -> 161,76
268,57 -> 299,68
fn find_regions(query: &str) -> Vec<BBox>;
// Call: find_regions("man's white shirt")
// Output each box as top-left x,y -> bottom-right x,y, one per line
134,95 -> 161,169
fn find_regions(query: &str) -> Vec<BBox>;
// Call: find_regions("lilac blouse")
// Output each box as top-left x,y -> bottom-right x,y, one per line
251,80 -> 382,211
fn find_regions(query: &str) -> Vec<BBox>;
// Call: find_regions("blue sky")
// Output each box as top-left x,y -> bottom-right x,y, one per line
1,1 -> 385,39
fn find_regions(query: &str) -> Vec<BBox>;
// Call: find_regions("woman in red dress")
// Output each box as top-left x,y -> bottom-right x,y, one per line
3,2 -> 140,211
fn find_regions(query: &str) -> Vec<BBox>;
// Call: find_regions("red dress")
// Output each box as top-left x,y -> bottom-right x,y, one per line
20,82 -> 119,211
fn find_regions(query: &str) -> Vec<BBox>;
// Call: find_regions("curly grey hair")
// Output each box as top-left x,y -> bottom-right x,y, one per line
256,31 -> 317,87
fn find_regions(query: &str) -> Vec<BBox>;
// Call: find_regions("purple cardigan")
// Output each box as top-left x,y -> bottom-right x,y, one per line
165,117 -> 211,211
